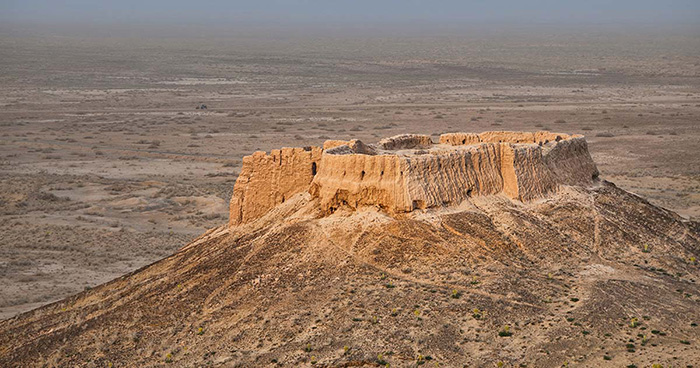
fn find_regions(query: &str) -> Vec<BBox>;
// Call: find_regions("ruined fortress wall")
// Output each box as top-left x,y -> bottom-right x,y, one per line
439,133 -> 480,146
309,154 -> 408,213
378,134 -> 432,150
499,143 -> 520,199
228,131 -> 599,226
440,131 -> 572,146
401,145 -> 505,210
438,131 -> 589,201
311,143 -> 511,214
229,147 -> 322,226
543,136 -> 599,185
479,131 -> 537,144
508,144 -> 558,201
311,142 -> 559,214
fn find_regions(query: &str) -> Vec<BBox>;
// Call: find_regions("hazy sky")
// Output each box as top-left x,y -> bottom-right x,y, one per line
2,0 -> 699,25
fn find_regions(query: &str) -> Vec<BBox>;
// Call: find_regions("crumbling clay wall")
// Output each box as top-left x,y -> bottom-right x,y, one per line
378,134 -> 432,150
542,136 -> 599,185
309,154 -> 408,212
440,131 -> 571,146
229,147 -> 322,226
400,144 -> 506,210
506,143 -> 558,201
440,132 -> 595,201
229,131 -> 599,226
309,132 -> 597,214
309,142 -> 504,213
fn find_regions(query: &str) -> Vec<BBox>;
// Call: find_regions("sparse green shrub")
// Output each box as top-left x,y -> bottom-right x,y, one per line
630,318 -> 639,328
498,325 -> 513,337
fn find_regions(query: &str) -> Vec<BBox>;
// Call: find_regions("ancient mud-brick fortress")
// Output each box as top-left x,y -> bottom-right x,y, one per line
229,131 -> 598,226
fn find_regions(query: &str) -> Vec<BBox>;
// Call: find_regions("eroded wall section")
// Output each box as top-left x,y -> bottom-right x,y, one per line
229,131 -> 599,226
229,147 -> 322,226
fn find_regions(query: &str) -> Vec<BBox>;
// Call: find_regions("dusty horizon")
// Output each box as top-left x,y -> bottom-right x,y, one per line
3,0 -> 699,25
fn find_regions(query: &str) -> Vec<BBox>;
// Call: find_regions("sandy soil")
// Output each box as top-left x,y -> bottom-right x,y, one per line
1,25 -> 699,319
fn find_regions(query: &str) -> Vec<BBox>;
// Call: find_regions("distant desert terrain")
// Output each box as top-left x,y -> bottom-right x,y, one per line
1,25 -> 699,320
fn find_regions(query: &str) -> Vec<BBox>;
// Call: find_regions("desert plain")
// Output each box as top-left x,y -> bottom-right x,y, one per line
0,22 -> 699,326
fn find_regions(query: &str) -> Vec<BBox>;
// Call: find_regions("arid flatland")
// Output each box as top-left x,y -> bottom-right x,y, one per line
1,23 -> 699,336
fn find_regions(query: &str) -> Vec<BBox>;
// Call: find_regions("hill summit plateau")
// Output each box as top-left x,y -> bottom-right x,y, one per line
1,131 -> 699,368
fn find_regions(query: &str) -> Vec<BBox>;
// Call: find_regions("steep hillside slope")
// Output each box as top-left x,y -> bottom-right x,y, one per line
1,133 -> 699,368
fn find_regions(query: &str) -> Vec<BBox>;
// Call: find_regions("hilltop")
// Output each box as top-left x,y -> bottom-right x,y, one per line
1,132 -> 698,367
